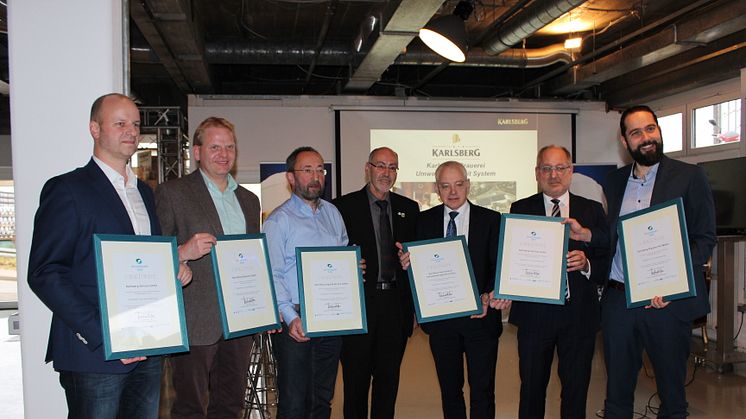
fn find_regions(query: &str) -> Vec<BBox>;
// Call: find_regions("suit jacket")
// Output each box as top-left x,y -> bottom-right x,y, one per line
332,186 -> 420,336
28,159 -> 161,374
592,156 -> 716,321
508,192 -> 608,335
415,202 -> 502,337
156,170 -> 261,345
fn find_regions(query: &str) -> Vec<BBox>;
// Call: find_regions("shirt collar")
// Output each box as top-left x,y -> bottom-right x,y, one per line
92,155 -> 138,189
200,169 -> 237,194
629,161 -> 660,182
444,200 -> 469,216
290,192 -> 324,214
366,184 -> 390,205
543,190 -> 569,208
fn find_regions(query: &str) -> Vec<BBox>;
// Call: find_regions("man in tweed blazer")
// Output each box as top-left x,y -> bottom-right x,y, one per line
156,117 -> 261,419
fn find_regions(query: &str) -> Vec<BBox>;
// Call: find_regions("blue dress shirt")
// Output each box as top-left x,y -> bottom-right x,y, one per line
610,162 -> 660,282
200,170 -> 246,235
263,193 -> 349,325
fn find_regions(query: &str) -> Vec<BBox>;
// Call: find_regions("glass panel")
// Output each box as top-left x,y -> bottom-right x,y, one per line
658,113 -> 683,153
693,99 -> 741,148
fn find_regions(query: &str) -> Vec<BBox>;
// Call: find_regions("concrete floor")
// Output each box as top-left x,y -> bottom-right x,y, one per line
3,305 -> 746,418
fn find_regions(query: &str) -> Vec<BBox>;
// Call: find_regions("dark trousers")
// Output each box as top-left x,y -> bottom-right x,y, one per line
428,326 -> 498,419
58,356 -> 162,419
272,330 -> 342,419
341,290 -> 408,419
170,336 -> 254,419
602,287 -> 692,419
516,325 -> 596,419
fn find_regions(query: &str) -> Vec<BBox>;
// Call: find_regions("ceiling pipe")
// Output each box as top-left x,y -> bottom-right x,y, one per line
480,0 -> 587,55
396,44 -> 572,67
200,41 -> 571,68
303,0 -> 338,86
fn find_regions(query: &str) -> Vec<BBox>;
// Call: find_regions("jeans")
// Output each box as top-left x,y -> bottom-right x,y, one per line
272,330 -> 342,419
58,356 -> 162,419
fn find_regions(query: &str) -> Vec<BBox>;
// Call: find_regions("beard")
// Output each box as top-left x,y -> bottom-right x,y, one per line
627,139 -> 663,167
295,180 -> 324,201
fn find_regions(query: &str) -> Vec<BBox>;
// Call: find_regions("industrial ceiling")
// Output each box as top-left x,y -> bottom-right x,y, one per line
1,0 -> 745,134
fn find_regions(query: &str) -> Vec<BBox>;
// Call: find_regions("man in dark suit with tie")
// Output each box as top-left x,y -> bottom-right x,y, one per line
507,145 -> 608,419
332,146 -> 419,419
28,93 -> 191,418
399,160 -> 504,419
156,116 -> 261,419
567,105 -> 716,418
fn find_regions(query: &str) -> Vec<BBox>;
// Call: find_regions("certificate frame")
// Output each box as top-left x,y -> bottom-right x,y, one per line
494,214 -> 569,305
617,198 -> 696,308
93,234 -> 189,360
402,236 -> 481,324
211,234 -> 281,339
296,246 -> 367,338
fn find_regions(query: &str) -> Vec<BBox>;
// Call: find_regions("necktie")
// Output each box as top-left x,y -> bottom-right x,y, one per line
446,211 -> 458,238
551,198 -> 561,218
375,200 -> 397,282
550,198 -> 570,300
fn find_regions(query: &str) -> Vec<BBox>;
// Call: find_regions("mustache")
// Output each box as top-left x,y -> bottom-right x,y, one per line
307,181 -> 321,188
637,140 -> 659,150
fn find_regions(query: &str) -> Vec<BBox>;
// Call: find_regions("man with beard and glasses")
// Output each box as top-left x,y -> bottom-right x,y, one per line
332,147 -> 419,419
566,105 -> 716,419
264,146 -> 349,419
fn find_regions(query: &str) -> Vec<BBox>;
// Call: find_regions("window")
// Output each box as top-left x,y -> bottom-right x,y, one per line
658,113 -> 683,153
693,98 -> 741,149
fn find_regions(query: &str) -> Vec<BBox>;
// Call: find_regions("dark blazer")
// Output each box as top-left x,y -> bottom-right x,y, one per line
508,193 -> 608,335
415,202 -> 502,337
593,156 -> 716,321
332,187 -> 419,336
28,159 -> 161,374
156,170 -> 261,345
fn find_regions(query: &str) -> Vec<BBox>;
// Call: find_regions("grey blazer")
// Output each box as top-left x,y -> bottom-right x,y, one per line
156,170 -> 261,345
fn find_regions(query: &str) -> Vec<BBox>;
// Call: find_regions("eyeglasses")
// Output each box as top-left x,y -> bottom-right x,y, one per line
367,162 -> 399,172
627,124 -> 658,140
538,165 -> 571,175
293,168 -> 327,176
438,181 -> 468,192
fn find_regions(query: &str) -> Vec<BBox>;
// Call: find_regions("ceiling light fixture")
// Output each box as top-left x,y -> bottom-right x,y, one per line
419,1 -> 474,63
564,36 -> 582,50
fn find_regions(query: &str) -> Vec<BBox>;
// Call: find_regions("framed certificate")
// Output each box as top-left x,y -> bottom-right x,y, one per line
211,234 -> 281,339
402,236 -> 481,324
618,198 -> 696,308
296,246 -> 367,337
494,214 -> 569,305
93,234 -> 189,360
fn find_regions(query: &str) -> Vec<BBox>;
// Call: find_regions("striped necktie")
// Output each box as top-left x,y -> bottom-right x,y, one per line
551,198 -> 569,300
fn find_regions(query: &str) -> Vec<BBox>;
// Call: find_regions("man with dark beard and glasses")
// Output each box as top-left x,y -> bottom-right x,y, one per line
264,146 -> 349,419
565,105 -> 716,419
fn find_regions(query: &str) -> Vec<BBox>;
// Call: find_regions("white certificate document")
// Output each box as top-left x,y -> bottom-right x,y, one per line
618,198 -> 696,307
212,235 -> 280,338
404,236 -> 480,323
297,247 -> 366,337
494,214 -> 568,304
95,235 -> 188,359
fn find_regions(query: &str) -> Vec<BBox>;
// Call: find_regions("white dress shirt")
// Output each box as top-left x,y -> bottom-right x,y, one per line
442,201 -> 470,242
93,156 -> 151,235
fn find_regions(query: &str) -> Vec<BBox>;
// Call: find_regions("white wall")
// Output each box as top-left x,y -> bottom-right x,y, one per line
10,1 -> 125,417
575,110 -> 629,165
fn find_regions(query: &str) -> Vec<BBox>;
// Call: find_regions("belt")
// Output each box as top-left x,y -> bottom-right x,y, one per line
607,280 -> 625,291
375,282 -> 397,290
